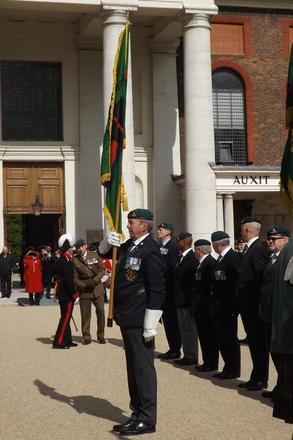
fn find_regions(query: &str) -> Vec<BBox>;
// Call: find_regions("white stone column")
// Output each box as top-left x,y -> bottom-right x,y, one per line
62,148 -> 78,240
101,10 -> 135,229
224,194 -> 234,246
151,40 -> 181,226
216,193 -> 224,231
183,13 -> 216,240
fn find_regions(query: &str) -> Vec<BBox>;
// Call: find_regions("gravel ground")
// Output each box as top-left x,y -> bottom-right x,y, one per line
0,290 -> 292,440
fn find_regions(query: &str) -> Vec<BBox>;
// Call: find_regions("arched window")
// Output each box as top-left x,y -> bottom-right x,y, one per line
212,69 -> 247,165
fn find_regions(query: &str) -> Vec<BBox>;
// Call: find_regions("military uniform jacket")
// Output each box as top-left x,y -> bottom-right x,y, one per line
54,254 -> 76,301
259,255 -> 278,324
174,249 -> 197,308
236,239 -> 269,310
159,239 -> 179,305
73,251 -> 105,298
212,249 -> 240,314
114,235 -> 166,327
192,254 -> 217,312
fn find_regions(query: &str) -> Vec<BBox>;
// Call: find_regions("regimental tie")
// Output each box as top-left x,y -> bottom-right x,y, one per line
217,255 -> 223,263
270,253 -> 277,265
243,244 -> 248,254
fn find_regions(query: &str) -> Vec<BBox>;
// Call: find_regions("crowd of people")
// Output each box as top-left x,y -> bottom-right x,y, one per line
1,209 -> 292,436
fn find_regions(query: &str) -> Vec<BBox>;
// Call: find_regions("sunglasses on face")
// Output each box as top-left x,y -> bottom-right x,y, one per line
267,236 -> 284,242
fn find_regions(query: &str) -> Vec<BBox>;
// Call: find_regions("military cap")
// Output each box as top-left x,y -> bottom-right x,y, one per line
194,239 -> 211,247
75,238 -> 86,249
235,238 -> 245,244
158,222 -> 174,231
176,232 -> 192,241
211,231 -> 230,242
127,208 -> 153,221
58,233 -> 74,251
267,225 -> 290,238
241,216 -> 262,225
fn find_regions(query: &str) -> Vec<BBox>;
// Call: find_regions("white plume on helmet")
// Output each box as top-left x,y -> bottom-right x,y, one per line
58,233 -> 74,250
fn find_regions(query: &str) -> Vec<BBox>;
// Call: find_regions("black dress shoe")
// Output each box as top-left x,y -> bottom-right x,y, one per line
98,338 -> 107,344
262,390 -> 274,398
238,380 -> 252,389
113,419 -> 135,433
119,419 -> 156,436
246,381 -> 267,391
160,351 -> 181,360
69,342 -> 78,347
174,358 -> 197,366
82,340 -> 91,345
218,372 -> 239,380
196,364 -> 217,372
213,372 -> 223,378
52,344 -> 70,349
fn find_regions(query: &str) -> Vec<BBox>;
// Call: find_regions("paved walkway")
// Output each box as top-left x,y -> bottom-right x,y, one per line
0,288 -> 292,440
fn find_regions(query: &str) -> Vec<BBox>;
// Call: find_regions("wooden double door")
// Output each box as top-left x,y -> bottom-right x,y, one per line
4,162 -> 65,250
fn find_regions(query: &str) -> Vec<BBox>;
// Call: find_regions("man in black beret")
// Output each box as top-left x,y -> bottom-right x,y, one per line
173,232 -> 199,366
157,223 -> 181,360
99,208 -> 166,435
236,216 -> 270,390
211,231 -> 241,379
259,226 -> 290,399
192,239 -> 219,372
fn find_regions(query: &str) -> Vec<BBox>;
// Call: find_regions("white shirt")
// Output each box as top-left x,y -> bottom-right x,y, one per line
220,246 -> 231,259
162,238 -> 171,246
246,236 -> 259,249
199,253 -> 209,264
133,233 -> 150,246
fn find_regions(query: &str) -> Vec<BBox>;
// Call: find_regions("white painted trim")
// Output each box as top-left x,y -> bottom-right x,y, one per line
215,169 -> 280,193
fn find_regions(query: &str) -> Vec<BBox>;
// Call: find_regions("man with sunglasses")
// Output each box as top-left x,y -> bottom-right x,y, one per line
259,225 -> 290,399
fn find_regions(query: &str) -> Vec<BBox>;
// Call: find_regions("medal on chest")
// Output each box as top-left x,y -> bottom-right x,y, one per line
124,257 -> 141,281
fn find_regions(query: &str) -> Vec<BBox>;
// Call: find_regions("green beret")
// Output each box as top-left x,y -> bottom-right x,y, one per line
241,216 -> 262,225
75,238 -> 86,248
211,231 -> 230,242
158,222 -> 174,231
127,208 -> 153,221
176,232 -> 192,241
267,225 -> 290,238
194,239 -> 211,247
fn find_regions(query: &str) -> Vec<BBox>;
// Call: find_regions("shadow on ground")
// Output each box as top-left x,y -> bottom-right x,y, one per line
34,379 -> 128,424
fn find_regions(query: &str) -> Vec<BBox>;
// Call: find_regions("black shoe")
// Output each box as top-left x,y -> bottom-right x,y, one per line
119,419 -> 156,436
238,380 -> 253,389
113,419 -> 136,433
196,364 -> 217,372
98,338 -> 107,344
159,351 -> 181,360
218,372 -> 239,380
52,344 -> 70,349
69,342 -> 78,347
174,358 -> 197,366
82,340 -> 91,345
213,372 -> 224,378
262,390 -> 274,398
246,381 -> 268,391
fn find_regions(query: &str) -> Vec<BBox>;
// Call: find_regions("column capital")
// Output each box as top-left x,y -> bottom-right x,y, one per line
183,13 -> 213,31
150,39 -> 180,55
224,193 -> 235,199
100,9 -> 129,27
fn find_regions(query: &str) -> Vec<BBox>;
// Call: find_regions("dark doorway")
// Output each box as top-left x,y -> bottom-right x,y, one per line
22,214 -> 62,250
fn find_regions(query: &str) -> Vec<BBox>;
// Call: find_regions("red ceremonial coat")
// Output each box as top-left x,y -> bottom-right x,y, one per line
23,255 -> 43,293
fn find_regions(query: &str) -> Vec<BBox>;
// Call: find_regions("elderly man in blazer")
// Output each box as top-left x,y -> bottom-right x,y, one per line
173,232 -> 198,366
236,216 -> 269,391
192,239 -> 219,372
211,231 -> 241,379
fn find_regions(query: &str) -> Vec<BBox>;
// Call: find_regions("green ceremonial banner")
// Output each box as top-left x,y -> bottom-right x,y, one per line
101,23 -> 130,234
281,44 -> 293,209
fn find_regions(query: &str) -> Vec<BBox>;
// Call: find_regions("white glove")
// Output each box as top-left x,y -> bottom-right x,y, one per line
101,274 -> 110,284
143,309 -> 162,342
99,232 -> 121,254
108,232 -> 121,247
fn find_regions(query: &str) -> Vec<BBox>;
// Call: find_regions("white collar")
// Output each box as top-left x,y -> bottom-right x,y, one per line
220,246 -> 231,258
162,238 -> 171,246
133,233 -> 150,246
247,236 -> 259,248
181,248 -> 192,258
199,253 -> 209,264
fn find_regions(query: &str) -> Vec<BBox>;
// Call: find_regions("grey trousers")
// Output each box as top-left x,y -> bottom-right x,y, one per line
177,307 -> 198,360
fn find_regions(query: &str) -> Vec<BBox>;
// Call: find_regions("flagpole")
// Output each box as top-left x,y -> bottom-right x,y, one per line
107,184 -> 122,327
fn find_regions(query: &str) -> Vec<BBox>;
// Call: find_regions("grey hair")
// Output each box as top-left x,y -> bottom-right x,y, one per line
197,245 -> 211,255
219,238 -> 230,246
142,220 -> 153,232
246,222 -> 261,233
